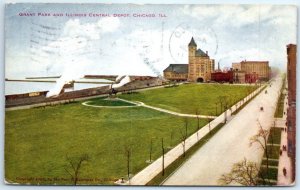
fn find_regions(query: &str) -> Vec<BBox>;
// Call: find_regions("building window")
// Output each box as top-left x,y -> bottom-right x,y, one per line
201,65 -> 205,73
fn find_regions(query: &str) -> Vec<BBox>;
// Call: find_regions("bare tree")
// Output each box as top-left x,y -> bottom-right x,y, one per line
125,146 -> 131,183
161,138 -> 165,176
169,130 -> 174,148
195,109 -> 200,140
218,96 -> 224,113
219,158 -> 260,186
215,102 -> 218,115
180,118 -> 188,157
207,116 -> 212,135
148,138 -> 153,163
64,154 -> 89,185
249,120 -> 270,179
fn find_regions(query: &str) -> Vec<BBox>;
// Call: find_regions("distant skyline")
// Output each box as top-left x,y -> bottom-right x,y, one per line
5,4 -> 297,80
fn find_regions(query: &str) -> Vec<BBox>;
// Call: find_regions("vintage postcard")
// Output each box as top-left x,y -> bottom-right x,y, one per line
4,3 -> 296,186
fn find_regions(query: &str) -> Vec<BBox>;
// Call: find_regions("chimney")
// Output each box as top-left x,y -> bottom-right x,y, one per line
206,51 -> 208,55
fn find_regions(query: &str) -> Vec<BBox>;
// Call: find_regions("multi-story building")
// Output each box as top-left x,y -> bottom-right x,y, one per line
163,37 -> 214,82
211,70 -> 233,83
286,44 -> 296,182
233,70 -> 246,83
232,62 -> 241,71
188,37 -> 215,82
233,61 -> 270,81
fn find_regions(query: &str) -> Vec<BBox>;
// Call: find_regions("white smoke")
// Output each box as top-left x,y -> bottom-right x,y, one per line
115,75 -> 123,82
46,17 -> 120,97
111,75 -> 131,89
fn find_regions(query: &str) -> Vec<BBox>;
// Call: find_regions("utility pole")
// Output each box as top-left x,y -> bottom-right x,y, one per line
161,138 -> 165,176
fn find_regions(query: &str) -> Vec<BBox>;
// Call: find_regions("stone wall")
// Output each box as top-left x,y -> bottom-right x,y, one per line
5,77 -> 163,108
5,85 -> 110,108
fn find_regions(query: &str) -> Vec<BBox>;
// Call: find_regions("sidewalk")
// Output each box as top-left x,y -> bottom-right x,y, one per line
276,91 -> 293,186
128,85 -> 266,185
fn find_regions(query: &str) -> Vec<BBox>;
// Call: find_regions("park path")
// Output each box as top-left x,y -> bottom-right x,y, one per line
127,83 -> 266,185
81,100 -> 141,108
162,76 -> 282,186
118,98 -> 217,119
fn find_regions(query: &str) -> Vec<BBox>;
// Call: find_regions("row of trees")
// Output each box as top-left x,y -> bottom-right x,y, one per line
64,89 -> 259,185
219,120 -> 275,186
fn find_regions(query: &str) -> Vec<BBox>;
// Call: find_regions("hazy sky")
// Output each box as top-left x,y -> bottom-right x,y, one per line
5,3 -> 297,79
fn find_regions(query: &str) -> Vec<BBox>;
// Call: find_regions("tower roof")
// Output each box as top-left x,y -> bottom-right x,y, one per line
188,37 -> 197,47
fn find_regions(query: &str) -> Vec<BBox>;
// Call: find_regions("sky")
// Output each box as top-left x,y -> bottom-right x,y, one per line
5,4 -> 297,80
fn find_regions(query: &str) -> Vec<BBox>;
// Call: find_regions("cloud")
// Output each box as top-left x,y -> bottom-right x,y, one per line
181,5 -> 296,70
44,17 -> 121,97
183,5 -> 295,28
97,17 -> 121,33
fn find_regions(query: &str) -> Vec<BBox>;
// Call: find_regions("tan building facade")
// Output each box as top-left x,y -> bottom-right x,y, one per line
233,61 -> 270,81
163,38 -> 214,82
232,62 -> 241,71
188,37 -> 215,82
163,64 -> 188,81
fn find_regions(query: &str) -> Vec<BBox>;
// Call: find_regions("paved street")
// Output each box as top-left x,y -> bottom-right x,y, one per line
129,85 -> 264,185
163,76 -> 283,186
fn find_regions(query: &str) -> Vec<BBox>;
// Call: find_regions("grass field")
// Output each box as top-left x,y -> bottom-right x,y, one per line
274,75 -> 286,118
258,127 -> 282,184
5,83 -> 257,185
119,84 -> 258,115
5,103 -> 206,185
85,97 -> 136,106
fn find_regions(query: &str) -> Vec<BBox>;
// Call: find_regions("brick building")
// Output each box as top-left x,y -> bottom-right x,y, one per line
245,73 -> 259,83
232,61 -> 270,81
211,71 -> 233,83
163,37 -> 215,82
286,44 -> 296,182
163,64 -> 188,81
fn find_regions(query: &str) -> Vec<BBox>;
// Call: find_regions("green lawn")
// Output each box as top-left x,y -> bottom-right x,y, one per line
86,97 -> 136,106
147,122 -> 225,185
5,102 -> 206,185
5,83 -> 258,185
259,168 -> 278,181
274,76 -> 286,118
262,160 -> 278,166
119,84 -> 258,115
258,127 -> 282,184
268,127 -> 282,145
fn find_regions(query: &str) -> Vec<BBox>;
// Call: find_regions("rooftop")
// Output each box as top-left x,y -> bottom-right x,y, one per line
163,64 -> 188,74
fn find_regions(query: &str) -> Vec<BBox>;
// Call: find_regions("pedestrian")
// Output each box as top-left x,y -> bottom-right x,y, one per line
283,167 -> 287,177
280,149 -> 282,156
